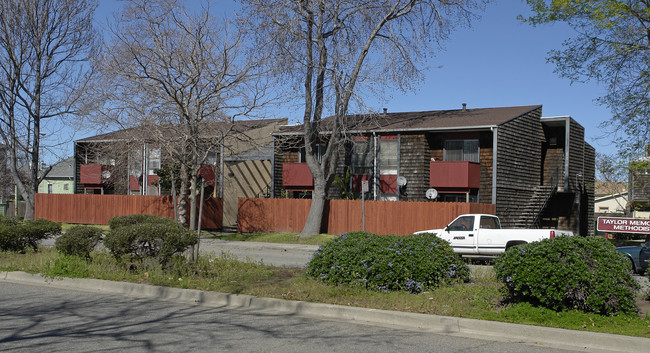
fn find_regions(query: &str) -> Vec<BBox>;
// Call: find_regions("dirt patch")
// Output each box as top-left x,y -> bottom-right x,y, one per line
635,296 -> 650,317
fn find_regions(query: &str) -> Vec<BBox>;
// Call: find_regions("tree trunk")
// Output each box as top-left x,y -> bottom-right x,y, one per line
189,174 -> 197,231
300,178 -> 326,236
176,164 -> 189,226
23,193 -> 35,220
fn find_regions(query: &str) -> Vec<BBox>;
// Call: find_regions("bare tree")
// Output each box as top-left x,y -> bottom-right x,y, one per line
240,0 -> 488,236
92,0 -> 271,234
595,152 -> 629,214
0,0 -> 97,219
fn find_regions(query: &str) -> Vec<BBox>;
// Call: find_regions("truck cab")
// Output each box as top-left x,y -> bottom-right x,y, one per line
438,214 -> 500,254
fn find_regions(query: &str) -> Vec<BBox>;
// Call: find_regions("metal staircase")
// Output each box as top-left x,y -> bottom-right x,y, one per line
513,185 -> 557,229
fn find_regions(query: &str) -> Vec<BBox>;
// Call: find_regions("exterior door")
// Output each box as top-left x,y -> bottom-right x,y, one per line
441,215 -> 477,254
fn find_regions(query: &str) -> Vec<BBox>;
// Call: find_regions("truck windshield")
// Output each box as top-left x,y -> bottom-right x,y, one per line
449,216 -> 475,231
480,216 -> 501,229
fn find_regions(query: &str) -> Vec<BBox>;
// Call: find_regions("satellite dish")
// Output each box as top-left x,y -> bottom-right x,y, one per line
426,188 -> 438,200
397,176 -> 407,187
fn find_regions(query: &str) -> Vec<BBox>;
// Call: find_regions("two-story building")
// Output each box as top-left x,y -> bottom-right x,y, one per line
74,118 -> 286,228
273,105 -> 595,235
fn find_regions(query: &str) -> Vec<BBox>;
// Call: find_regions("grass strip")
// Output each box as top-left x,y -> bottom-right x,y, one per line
1,247 -> 649,337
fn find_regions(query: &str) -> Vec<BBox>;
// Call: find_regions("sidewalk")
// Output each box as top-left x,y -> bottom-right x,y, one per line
2,270 -> 648,353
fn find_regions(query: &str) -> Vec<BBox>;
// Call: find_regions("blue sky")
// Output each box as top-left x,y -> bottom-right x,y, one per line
60,0 -> 615,163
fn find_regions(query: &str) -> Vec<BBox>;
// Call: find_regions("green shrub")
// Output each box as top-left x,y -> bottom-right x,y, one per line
108,214 -> 177,230
0,223 -> 22,251
0,216 -> 20,226
104,222 -> 197,266
55,226 -> 103,260
493,236 -> 640,315
306,232 -> 470,293
20,219 -> 62,250
0,219 -> 61,252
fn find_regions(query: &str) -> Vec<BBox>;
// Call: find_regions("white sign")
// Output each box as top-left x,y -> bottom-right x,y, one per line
361,180 -> 369,193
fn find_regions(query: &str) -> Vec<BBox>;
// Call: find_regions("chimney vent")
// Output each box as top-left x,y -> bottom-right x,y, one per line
462,103 -> 467,111
383,108 -> 387,114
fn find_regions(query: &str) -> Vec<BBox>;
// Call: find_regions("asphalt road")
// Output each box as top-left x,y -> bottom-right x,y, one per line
0,281 -> 582,353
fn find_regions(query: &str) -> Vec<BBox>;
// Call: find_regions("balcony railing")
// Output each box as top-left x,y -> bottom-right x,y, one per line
129,174 -> 159,191
79,164 -> 113,184
430,161 -> 480,189
282,163 -> 313,188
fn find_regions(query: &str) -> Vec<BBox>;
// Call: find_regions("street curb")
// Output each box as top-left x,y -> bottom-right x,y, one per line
2,271 -> 648,352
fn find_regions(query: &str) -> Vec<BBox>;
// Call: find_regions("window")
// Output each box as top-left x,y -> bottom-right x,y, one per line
129,149 -> 143,178
449,216 -> 475,231
599,206 -> 610,213
206,151 -> 218,165
63,184 -> 69,191
480,216 -> 500,229
444,139 -> 479,162
379,139 -> 398,174
96,153 -> 116,166
47,184 -> 53,194
148,147 -> 161,174
300,143 -> 327,163
351,140 -> 372,175
439,193 -> 478,203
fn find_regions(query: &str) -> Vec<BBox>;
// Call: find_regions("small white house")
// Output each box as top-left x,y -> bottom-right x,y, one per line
594,191 -> 627,215
38,157 -> 74,194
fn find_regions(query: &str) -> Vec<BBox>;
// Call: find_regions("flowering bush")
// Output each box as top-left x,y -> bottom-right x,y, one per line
306,232 -> 469,293
494,236 -> 639,315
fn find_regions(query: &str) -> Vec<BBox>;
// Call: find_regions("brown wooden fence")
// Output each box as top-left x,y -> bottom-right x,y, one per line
238,198 -> 495,235
35,194 -> 222,229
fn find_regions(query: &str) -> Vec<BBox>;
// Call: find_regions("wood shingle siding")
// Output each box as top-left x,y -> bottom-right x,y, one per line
326,143 -> 349,199
568,119 -> 586,192
478,132 -> 493,204
496,107 -> 542,190
495,107 -> 543,227
399,134 -> 428,201
583,143 -> 596,234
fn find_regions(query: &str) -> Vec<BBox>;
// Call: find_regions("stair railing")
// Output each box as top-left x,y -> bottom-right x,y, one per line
528,184 -> 558,228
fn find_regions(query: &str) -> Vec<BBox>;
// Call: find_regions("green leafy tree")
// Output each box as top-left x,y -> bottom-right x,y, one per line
522,0 -> 650,156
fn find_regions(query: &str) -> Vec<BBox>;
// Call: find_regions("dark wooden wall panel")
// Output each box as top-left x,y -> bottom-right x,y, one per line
495,107 -> 543,227
399,134 -> 428,201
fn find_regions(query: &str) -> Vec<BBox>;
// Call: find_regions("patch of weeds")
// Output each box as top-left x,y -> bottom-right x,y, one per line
490,302 -> 650,337
0,247 -> 58,274
43,255 -> 90,278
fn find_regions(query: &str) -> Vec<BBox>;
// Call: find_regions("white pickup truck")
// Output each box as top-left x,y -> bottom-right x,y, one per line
414,214 -> 573,256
